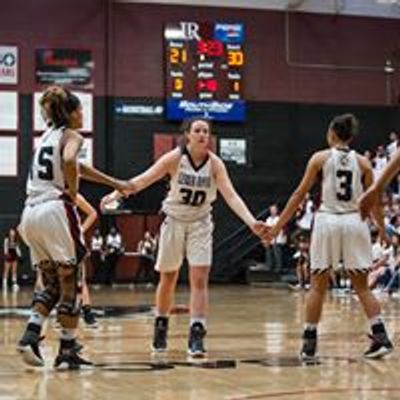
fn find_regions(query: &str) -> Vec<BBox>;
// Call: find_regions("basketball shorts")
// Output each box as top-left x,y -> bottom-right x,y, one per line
310,212 -> 372,272
18,198 -> 87,268
155,214 -> 214,272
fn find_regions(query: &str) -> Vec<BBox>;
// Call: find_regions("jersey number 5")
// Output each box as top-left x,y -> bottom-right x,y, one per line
336,170 -> 352,201
37,146 -> 54,181
180,188 -> 206,207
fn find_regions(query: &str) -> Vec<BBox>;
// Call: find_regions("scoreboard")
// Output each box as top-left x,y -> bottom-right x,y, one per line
164,22 -> 245,122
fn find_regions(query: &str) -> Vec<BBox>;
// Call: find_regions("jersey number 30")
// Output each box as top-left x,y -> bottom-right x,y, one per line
336,170 -> 352,201
180,188 -> 206,207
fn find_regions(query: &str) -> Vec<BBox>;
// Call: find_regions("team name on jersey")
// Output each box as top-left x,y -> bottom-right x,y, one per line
177,172 -> 211,188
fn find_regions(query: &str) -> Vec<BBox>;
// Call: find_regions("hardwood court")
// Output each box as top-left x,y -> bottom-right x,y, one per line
0,286 -> 399,400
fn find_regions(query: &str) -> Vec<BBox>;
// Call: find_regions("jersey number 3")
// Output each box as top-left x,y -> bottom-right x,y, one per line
336,170 -> 352,201
180,188 -> 206,207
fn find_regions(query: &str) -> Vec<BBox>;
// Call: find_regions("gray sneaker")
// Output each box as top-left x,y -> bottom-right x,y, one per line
17,329 -> 44,367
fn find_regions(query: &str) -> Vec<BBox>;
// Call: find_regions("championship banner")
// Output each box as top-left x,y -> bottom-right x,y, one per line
35,49 -> 94,89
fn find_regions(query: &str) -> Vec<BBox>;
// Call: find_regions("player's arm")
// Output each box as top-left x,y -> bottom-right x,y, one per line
213,156 -> 265,237
100,149 -> 179,208
79,163 -> 128,193
359,156 -> 386,241
61,129 -> 83,201
271,152 -> 325,237
75,193 -> 98,233
359,149 -> 400,219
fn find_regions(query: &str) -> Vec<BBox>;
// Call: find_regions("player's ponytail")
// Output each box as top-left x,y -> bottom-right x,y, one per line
329,113 -> 359,141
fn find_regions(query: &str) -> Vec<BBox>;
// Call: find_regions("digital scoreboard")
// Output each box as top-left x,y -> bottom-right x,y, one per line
164,22 -> 245,122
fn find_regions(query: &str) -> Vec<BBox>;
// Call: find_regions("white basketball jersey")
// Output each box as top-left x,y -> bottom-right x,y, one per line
162,147 -> 217,221
319,148 -> 363,213
26,127 -> 68,205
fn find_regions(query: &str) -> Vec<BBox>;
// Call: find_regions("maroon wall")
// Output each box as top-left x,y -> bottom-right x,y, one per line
1,0 -> 399,104
112,3 -> 400,105
1,0 -> 107,95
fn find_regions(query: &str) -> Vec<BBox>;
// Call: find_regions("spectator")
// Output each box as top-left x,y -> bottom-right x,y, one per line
289,235 -> 310,290
295,194 -> 315,238
386,131 -> 398,160
373,145 -> 388,179
90,228 -> 104,285
3,227 -> 21,291
265,204 -> 285,273
136,231 -> 157,285
105,226 -> 124,285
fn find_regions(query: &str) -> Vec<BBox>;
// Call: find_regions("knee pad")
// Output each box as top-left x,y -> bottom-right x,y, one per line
32,289 -> 59,313
57,301 -> 80,317
57,264 -> 80,317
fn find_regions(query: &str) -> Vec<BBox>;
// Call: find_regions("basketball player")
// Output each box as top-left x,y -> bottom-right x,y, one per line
265,114 -> 393,360
17,85 -> 128,369
101,117 -> 268,357
359,147 -> 400,219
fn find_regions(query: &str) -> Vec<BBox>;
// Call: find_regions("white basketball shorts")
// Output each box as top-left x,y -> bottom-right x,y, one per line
310,212 -> 372,272
155,214 -> 214,272
18,198 -> 87,268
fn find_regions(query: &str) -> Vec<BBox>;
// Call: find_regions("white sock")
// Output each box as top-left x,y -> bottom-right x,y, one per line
60,328 -> 76,341
304,323 -> 318,331
190,317 -> 206,328
28,311 -> 46,328
369,315 -> 383,328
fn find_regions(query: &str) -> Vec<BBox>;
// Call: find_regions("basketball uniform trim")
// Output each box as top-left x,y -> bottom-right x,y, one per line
183,146 -> 209,172
62,199 -> 87,265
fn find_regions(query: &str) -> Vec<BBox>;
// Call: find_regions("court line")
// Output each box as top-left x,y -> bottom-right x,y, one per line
229,387 -> 400,399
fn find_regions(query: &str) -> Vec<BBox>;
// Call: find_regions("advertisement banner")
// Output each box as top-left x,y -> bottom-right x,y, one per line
0,46 -> 18,84
35,49 -> 93,89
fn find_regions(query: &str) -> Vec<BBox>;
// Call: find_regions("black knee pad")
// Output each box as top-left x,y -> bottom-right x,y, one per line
32,289 -> 59,313
57,301 -> 80,317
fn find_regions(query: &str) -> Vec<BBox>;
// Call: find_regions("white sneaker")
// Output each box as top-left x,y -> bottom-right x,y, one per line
12,283 -> 19,292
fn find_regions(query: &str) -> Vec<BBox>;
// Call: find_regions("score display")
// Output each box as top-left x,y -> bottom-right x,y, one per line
164,22 -> 245,122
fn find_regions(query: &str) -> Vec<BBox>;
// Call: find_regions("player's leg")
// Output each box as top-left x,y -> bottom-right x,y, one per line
18,261 -> 60,367
349,271 -> 393,358
152,216 -> 184,352
300,270 -> 330,360
54,262 -> 92,370
300,213 -> 336,360
186,215 -> 213,357
344,213 -> 393,359
187,265 -> 210,357
2,261 -> 10,289
80,263 -> 98,328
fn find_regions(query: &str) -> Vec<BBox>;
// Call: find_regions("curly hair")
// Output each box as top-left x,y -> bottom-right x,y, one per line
39,85 -> 81,128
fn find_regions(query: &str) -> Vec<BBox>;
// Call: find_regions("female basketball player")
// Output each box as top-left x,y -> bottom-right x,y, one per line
101,117 -> 267,357
17,85 -> 128,369
266,114 -> 393,360
2,227 -> 21,291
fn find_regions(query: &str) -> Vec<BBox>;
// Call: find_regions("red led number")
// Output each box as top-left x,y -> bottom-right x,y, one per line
197,40 -> 223,57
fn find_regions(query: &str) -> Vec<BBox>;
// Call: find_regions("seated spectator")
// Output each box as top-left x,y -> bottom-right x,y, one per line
90,227 -> 105,284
